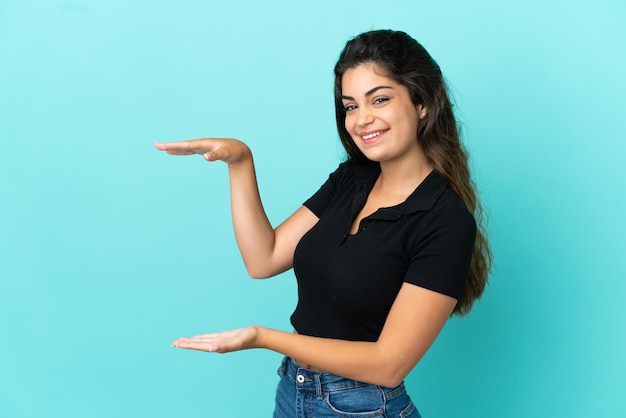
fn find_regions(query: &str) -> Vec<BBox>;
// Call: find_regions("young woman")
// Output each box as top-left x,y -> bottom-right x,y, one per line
154,29 -> 491,418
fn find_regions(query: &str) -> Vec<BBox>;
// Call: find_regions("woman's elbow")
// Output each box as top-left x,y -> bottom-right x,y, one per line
373,354 -> 417,388
245,267 -> 272,279
377,370 -> 408,388
244,257 -> 290,279
244,262 -> 282,279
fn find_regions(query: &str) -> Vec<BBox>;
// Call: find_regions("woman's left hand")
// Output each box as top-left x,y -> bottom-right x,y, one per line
172,326 -> 260,353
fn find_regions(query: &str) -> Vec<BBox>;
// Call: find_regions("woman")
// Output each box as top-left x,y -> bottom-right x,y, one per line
155,29 -> 491,418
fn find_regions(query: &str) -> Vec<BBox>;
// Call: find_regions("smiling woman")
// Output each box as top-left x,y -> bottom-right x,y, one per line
154,29 -> 491,417
341,63 -> 426,173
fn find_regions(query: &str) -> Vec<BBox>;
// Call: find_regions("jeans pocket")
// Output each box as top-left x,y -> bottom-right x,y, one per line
324,384 -> 385,417
381,383 -> 420,418
400,401 -> 420,418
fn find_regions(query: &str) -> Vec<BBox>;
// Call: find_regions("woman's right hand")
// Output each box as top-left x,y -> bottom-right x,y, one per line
154,138 -> 251,165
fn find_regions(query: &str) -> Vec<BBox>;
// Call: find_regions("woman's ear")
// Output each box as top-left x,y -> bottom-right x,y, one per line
418,105 -> 428,120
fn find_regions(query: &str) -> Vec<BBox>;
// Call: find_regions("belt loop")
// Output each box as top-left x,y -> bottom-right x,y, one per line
314,373 -> 322,398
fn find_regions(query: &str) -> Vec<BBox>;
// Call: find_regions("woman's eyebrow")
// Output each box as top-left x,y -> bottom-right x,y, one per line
341,85 -> 393,101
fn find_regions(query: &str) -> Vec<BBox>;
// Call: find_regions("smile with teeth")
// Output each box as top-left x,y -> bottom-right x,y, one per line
361,130 -> 387,141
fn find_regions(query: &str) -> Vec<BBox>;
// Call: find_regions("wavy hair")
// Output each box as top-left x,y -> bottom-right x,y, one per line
334,30 -> 492,315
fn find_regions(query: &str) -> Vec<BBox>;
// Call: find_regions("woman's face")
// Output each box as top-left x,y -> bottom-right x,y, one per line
341,63 -> 425,164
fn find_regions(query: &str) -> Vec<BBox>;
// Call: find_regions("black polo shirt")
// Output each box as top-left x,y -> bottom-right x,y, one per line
290,159 -> 476,342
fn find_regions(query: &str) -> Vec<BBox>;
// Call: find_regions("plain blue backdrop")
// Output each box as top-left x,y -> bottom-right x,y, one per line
1,0 -> 625,416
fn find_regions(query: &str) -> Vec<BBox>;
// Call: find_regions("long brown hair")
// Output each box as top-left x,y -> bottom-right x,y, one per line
334,29 -> 492,315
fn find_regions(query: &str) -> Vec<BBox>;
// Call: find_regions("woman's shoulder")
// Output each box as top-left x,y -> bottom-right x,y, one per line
432,186 -> 477,235
415,171 -> 476,232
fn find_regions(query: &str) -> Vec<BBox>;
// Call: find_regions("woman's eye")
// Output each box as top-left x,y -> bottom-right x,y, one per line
373,97 -> 389,105
344,104 -> 357,112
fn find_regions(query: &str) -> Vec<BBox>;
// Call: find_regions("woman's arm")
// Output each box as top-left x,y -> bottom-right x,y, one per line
154,138 -> 318,278
172,282 -> 457,387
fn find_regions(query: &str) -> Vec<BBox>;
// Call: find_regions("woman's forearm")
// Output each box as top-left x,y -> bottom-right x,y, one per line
226,153 -> 277,278
253,285 -> 456,387
255,327 -> 405,387
226,149 -> 318,279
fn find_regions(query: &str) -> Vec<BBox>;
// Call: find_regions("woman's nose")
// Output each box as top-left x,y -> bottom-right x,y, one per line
356,110 -> 374,127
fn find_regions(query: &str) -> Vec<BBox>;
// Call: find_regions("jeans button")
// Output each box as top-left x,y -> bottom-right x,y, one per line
296,374 -> 305,383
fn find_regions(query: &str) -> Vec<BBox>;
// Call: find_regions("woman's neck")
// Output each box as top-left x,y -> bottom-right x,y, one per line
376,149 -> 433,197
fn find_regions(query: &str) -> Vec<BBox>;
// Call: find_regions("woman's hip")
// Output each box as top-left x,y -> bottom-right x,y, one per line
273,356 -> 420,417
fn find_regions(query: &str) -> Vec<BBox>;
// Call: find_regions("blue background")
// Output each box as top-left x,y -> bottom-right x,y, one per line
1,0 -> 625,416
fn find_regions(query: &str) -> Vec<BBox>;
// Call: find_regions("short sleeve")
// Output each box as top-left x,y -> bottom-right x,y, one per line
303,162 -> 351,218
404,200 -> 477,299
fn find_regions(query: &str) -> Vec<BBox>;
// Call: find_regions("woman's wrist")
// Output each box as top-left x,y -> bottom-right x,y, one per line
252,325 -> 267,349
226,142 -> 252,166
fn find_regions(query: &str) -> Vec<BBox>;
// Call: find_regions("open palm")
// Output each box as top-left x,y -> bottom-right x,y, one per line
172,326 -> 259,354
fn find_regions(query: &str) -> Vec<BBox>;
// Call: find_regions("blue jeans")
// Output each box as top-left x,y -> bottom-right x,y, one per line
273,356 -> 421,417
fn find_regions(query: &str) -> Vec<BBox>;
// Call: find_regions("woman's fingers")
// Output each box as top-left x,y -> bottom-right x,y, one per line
172,333 -> 225,352
172,337 -> 217,352
154,140 -> 214,155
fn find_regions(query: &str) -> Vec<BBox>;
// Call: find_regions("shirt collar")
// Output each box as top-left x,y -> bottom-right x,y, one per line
353,159 -> 449,215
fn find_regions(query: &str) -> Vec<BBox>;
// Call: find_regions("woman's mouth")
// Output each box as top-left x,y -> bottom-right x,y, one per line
361,130 -> 388,144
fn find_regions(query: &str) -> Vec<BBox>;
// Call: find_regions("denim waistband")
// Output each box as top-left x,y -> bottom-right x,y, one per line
279,356 -> 405,396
